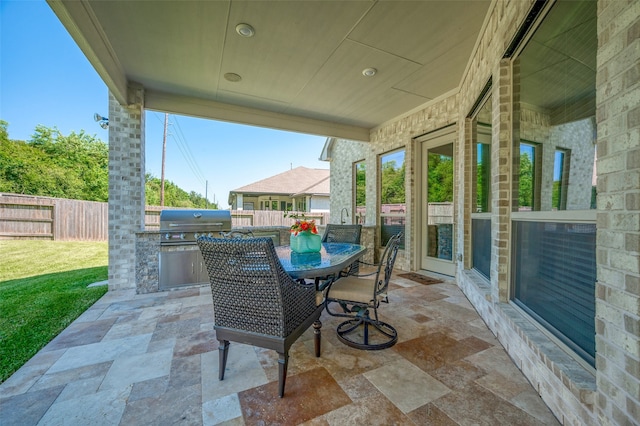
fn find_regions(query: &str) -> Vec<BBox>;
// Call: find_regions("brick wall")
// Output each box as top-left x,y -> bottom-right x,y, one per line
595,0 -> 640,423
331,0 -> 639,424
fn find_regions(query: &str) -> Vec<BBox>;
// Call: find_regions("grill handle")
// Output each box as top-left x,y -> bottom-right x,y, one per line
167,223 -> 225,227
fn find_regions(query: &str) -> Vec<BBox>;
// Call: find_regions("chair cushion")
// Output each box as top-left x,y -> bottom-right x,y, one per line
326,276 -> 378,305
316,290 -> 324,306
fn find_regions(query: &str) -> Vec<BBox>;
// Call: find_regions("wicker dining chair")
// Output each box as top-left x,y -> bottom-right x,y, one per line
197,236 -> 323,397
323,232 -> 403,350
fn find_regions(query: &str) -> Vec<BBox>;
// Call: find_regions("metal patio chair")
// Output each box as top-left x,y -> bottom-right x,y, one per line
197,236 -> 323,397
323,232 -> 403,350
319,224 -> 363,284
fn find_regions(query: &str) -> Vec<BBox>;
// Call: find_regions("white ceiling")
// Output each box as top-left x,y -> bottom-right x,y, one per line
48,0 -> 492,141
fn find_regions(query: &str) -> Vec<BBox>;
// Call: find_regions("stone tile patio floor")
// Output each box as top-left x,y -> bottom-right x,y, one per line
0,271 -> 559,425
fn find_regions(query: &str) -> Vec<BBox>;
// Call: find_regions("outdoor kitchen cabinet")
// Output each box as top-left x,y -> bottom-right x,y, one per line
159,248 -> 210,290
158,209 -> 231,291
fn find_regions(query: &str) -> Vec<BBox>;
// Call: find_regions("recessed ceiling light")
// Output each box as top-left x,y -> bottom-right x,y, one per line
224,73 -> 242,82
362,68 -> 377,77
235,23 -> 255,37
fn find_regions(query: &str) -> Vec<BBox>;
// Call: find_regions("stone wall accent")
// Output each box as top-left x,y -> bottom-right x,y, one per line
108,89 -> 145,291
327,138 -> 368,224
595,0 -> 640,423
359,226 -> 375,265
326,138 -> 378,265
135,231 -> 159,293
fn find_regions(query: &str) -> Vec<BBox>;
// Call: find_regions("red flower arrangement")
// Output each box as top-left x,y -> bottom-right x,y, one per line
285,212 -> 318,235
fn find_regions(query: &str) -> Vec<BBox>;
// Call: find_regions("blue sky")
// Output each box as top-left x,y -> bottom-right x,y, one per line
1,0 -> 329,208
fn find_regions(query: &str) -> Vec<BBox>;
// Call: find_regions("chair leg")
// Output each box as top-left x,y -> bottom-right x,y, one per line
278,352 -> 289,398
218,340 -> 229,380
313,320 -> 322,357
335,311 -> 398,350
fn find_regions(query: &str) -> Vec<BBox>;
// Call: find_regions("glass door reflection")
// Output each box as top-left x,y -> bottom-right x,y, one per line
422,140 -> 455,275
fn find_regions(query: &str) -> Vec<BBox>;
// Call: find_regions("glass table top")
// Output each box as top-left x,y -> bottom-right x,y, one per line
275,242 -> 366,279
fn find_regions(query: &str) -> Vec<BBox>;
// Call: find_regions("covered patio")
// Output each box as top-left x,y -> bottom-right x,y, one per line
0,272 -> 557,425
12,1 -> 638,425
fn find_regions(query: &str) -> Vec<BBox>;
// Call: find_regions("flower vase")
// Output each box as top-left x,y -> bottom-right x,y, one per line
290,231 -> 322,253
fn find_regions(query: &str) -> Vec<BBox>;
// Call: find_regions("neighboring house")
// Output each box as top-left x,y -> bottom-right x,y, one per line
228,166 -> 329,212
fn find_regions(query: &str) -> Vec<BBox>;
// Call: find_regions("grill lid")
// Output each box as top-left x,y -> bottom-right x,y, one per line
159,209 -> 232,230
160,210 -> 232,244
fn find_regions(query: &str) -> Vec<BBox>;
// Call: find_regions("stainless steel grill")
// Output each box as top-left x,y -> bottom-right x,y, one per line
159,209 -> 232,245
159,210 -> 232,290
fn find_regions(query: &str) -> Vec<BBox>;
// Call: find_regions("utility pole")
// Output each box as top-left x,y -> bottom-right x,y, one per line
205,180 -> 208,209
160,113 -> 168,207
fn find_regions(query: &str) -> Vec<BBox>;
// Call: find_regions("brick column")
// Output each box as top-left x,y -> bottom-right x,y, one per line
492,59 -> 513,303
595,0 -> 640,424
108,88 -> 145,291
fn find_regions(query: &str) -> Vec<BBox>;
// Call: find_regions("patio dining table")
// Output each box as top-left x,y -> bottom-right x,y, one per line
275,242 -> 366,282
275,242 -> 366,354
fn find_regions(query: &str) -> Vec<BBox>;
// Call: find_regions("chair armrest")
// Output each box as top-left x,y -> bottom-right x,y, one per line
338,261 -> 377,278
354,259 -> 377,268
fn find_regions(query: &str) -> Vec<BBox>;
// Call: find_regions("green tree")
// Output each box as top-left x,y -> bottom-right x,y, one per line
381,160 -> 405,204
476,143 -> 490,212
519,152 -> 533,208
0,120 -> 8,142
1,123 -> 215,208
0,128 -> 75,197
145,174 -> 215,209
552,180 -> 560,209
1,125 -> 109,201
355,163 -> 366,207
427,153 -> 453,202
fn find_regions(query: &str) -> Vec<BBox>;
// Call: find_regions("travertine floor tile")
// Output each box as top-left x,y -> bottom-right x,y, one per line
364,358 -> 451,413
238,367 -> 351,425
0,274 -> 559,425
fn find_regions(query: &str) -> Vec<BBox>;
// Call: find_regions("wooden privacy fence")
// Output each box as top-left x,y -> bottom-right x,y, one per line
0,193 -> 108,241
0,193 -> 329,241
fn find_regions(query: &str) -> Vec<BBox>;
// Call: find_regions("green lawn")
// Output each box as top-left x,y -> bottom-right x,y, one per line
0,240 -> 108,383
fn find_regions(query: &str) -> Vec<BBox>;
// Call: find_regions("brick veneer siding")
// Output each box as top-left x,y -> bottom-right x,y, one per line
595,0 -> 640,424
493,59 -> 514,304
108,89 -> 145,291
330,0 -> 639,424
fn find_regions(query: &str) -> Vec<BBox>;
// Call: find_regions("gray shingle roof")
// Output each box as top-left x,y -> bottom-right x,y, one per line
231,166 -> 330,196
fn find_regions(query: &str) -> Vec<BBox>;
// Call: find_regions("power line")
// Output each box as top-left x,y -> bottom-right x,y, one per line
150,112 -> 207,191
170,115 -> 206,187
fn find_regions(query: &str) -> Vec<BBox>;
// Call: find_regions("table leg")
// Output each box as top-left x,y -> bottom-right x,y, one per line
313,320 -> 322,357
